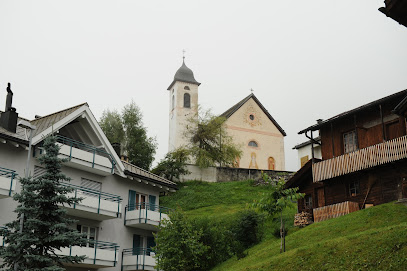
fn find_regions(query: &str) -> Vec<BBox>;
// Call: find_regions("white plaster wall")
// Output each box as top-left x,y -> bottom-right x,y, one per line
296,144 -> 322,170
168,81 -> 198,152
224,98 -> 285,170
0,142 -> 166,271
179,164 -> 217,182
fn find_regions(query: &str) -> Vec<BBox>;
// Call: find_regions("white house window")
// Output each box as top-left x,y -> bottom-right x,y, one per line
343,130 -> 357,153
248,141 -> 258,147
77,225 -> 97,248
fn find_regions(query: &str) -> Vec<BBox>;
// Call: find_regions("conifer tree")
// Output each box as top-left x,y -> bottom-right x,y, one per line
0,135 -> 85,270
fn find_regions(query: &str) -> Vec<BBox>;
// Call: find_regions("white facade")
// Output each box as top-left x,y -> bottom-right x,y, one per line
293,137 -> 322,170
168,81 -> 198,152
0,103 -> 176,271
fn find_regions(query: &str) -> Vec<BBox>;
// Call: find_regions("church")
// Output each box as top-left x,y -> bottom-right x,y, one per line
167,58 -> 286,171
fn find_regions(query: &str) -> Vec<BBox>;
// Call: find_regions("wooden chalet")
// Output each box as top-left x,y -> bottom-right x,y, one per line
287,89 -> 407,223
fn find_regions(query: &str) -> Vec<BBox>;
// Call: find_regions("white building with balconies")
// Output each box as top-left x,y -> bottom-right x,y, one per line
0,88 -> 176,271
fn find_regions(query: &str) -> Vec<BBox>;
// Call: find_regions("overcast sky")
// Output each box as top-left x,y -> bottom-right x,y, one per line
1,1 -> 406,171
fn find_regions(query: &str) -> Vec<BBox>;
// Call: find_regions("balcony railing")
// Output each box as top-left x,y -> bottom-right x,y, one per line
312,135 -> 407,182
0,226 -> 7,247
124,203 -> 171,230
55,135 -> 116,175
58,239 -> 119,268
313,201 -> 360,222
0,166 -> 17,198
121,247 -> 156,271
61,182 -> 122,220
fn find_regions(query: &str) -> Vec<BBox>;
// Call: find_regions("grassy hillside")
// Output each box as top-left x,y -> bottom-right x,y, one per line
213,202 -> 407,271
160,180 -> 296,232
160,181 -> 407,271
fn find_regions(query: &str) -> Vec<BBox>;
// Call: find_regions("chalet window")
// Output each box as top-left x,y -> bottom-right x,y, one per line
248,141 -> 258,147
343,130 -> 357,153
184,93 -> 191,108
349,180 -> 360,196
304,195 -> 312,209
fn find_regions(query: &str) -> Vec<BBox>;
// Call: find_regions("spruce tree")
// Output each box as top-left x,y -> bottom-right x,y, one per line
0,135 -> 85,270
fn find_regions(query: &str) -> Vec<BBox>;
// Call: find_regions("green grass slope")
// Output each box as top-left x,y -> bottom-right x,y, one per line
212,202 -> 407,271
160,181 -> 407,271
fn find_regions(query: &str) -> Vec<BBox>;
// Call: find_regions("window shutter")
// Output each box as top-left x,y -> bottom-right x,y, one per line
81,178 -> 101,191
149,195 -> 156,211
129,190 -> 137,211
33,166 -> 47,179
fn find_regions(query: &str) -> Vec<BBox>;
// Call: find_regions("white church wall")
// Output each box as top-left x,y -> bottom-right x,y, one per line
224,98 -> 285,170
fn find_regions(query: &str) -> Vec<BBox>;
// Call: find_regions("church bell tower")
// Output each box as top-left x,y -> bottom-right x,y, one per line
167,57 -> 200,152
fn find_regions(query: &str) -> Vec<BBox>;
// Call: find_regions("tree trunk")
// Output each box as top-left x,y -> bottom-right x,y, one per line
280,210 -> 283,253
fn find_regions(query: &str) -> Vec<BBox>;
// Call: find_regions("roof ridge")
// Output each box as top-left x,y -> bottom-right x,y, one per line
30,102 -> 88,123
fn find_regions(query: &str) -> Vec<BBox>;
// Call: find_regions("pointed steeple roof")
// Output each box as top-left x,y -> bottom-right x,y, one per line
167,59 -> 200,90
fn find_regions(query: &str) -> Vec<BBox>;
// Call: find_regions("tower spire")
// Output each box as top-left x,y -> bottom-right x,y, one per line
182,49 -> 186,62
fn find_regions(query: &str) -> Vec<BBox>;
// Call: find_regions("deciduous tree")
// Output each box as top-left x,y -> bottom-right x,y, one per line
100,101 -> 157,170
184,109 -> 241,168
253,174 -> 304,253
151,148 -> 190,181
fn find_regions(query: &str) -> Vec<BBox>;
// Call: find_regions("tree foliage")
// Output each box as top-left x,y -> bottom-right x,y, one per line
253,174 -> 304,253
151,148 -> 190,181
184,108 -> 242,168
154,209 -> 263,270
0,136 -> 85,270
100,101 -> 157,170
154,210 -> 209,271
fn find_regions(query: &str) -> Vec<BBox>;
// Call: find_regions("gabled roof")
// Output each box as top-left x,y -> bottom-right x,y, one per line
30,103 -> 125,175
299,88 -> 407,134
220,93 -> 286,136
30,103 -> 87,137
292,136 -> 321,150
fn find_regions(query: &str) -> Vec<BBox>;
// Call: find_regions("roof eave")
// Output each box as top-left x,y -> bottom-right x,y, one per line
167,80 -> 201,90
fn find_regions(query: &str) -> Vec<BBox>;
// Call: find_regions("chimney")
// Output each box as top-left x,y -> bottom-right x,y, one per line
0,83 -> 18,133
112,142 -> 121,157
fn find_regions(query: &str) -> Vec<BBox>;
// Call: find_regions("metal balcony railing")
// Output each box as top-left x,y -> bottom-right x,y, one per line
56,135 -> 117,173
60,182 -> 122,217
0,166 -> 17,196
63,239 -> 119,266
124,203 -> 171,226
312,135 -> 407,182
121,247 -> 155,271
0,226 -> 7,247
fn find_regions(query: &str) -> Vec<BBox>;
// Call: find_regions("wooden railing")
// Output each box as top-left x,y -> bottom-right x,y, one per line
313,201 -> 359,222
312,135 -> 407,182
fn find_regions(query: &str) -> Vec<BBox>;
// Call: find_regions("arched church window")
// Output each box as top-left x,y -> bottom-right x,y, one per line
184,86 -> 190,90
248,141 -> 258,147
249,152 -> 258,169
268,157 -> 275,170
184,93 -> 191,108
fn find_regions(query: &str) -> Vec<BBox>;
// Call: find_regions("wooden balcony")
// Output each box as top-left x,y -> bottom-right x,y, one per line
312,135 -> 407,182
313,201 -> 359,222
